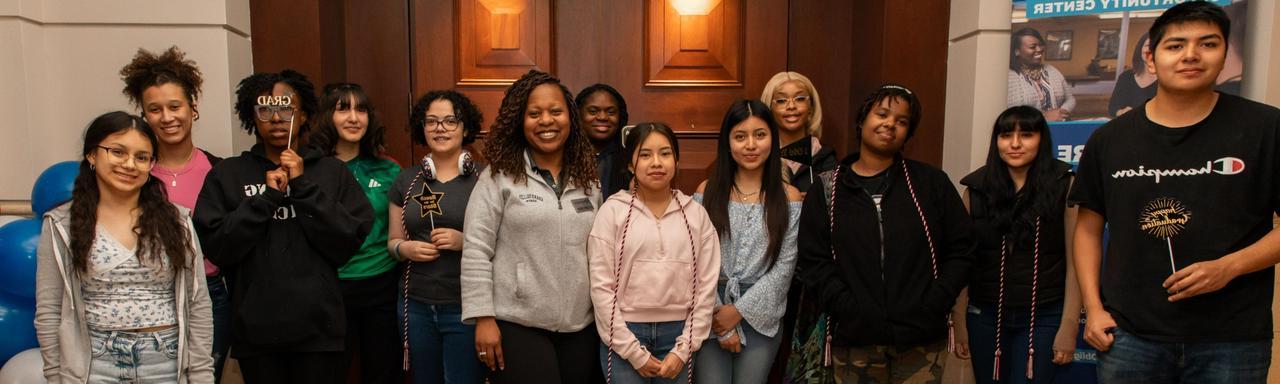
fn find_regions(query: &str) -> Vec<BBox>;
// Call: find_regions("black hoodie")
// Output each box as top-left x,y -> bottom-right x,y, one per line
194,144 -> 373,357
796,154 -> 974,347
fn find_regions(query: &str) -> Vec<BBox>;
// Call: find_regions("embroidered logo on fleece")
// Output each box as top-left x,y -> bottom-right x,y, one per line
1110,157 -> 1245,183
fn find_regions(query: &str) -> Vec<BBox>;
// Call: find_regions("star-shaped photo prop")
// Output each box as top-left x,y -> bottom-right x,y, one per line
412,187 -> 445,218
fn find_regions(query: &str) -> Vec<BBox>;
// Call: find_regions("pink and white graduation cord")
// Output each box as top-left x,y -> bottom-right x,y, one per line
992,217 -> 1042,381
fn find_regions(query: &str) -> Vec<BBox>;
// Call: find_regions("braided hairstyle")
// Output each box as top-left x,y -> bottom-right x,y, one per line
120,46 -> 203,109
70,111 -> 194,274
483,70 -> 598,192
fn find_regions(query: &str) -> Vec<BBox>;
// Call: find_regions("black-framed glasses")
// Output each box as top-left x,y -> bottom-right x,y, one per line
97,146 -> 154,167
424,117 -> 461,132
255,105 -> 297,122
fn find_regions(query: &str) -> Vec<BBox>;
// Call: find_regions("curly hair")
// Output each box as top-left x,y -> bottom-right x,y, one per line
233,70 -> 318,136
119,46 -> 203,108
409,90 -> 483,146
70,111 -> 194,274
484,70 -> 598,192
308,83 -> 386,158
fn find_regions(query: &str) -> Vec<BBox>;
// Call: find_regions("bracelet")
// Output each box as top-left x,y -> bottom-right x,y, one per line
394,240 -> 406,259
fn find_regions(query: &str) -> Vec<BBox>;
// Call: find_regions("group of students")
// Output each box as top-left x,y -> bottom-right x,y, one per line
29,2 -> 1280,384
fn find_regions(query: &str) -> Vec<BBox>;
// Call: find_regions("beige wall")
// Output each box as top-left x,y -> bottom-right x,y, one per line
0,0 -> 252,200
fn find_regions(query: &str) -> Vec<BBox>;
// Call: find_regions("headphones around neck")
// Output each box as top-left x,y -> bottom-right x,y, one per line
421,150 -> 475,181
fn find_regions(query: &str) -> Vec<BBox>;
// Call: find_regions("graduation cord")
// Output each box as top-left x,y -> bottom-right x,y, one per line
992,217 -> 1042,381
606,187 -> 700,383
398,165 -> 427,372
899,160 -> 952,353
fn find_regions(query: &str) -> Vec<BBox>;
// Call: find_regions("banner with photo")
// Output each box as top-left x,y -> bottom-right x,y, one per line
1006,1 -> 1250,382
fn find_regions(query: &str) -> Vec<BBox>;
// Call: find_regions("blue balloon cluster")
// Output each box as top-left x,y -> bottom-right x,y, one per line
0,161 -> 77,364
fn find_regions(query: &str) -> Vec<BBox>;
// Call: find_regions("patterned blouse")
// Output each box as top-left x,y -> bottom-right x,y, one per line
694,194 -> 801,339
82,228 -> 177,330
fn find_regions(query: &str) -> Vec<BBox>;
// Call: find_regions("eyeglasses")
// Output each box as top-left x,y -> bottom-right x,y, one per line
424,117 -> 461,132
97,146 -> 154,168
772,95 -> 811,106
255,105 -> 297,122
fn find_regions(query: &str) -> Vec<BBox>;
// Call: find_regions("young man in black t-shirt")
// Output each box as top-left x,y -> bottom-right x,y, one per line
1069,3 -> 1280,383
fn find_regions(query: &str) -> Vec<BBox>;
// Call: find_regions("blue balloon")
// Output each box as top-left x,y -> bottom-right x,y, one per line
31,161 -> 79,216
0,219 -> 41,300
0,292 -> 37,365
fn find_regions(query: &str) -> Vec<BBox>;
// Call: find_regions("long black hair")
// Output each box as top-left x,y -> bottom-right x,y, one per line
979,106 -> 1063,235
309,83 -> 386,158
703,100 -> 789,270
69,111 -> 193,274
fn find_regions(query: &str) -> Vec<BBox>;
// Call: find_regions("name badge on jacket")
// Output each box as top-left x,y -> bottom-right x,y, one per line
571,197 -> 594,213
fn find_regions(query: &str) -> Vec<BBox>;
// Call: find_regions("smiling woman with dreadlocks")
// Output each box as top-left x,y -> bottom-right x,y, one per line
460,70 -> 602,384
795,84 -> 974,383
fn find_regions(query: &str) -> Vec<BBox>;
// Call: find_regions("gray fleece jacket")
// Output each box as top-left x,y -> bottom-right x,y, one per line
34,204 -> 214,384
461,165 -> 600,332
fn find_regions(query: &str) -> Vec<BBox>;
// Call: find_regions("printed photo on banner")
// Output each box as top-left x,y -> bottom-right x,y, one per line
1009,0 -> 1248,168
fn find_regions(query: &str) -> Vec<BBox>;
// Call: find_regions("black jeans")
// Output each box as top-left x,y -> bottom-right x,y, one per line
339,268 -> 403,384
238,351 -> 344,384
488,320 -> 602,384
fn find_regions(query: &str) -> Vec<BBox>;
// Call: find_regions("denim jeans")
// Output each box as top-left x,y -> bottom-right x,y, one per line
965,303 -> 1064,384
399,298 -> 483,384
599,321 -> 690,384
88,327 -> 180,383
207,274 -> 231,383
693,319 -> 780,384
1097,328 -> 1270,384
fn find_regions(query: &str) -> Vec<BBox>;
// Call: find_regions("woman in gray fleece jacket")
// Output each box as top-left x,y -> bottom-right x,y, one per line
35,112 -> 213,384
461,70 -> 602,384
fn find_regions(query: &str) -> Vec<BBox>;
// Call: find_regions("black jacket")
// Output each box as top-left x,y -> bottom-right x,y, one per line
788,146 -> 839,193
193,144 -> 373,357
796,154 -> 974,347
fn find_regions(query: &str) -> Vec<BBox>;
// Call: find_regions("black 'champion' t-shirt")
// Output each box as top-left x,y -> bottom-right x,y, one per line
1069,92 -> 1280,343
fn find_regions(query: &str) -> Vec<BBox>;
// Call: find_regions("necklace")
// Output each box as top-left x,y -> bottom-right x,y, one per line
154,167 -> 193,187
731,184 -> 759,203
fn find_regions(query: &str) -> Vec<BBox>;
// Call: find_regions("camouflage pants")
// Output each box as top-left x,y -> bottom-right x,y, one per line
830,340 -> 946,384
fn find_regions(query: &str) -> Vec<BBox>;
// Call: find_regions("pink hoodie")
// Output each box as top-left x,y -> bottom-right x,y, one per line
589,190 -> 720,369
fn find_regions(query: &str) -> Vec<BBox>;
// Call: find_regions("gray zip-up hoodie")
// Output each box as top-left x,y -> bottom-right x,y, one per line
461,165 -> 600,332
34,203 -> 214,384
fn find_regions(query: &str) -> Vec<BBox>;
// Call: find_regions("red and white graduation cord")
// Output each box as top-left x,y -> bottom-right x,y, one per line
992,217 -> 1041,381
606,188 -> 700,383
